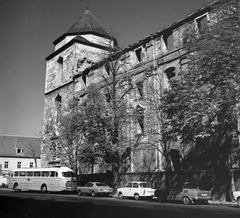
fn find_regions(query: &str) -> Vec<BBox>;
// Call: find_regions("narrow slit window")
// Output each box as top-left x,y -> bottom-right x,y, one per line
136,81 -> 144,98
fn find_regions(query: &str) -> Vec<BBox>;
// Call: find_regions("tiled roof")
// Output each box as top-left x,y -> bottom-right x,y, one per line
66,10 -> 111,38
0,135 -> 41,158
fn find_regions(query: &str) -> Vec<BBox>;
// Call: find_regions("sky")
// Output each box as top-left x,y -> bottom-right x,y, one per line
0,0 -> 209,137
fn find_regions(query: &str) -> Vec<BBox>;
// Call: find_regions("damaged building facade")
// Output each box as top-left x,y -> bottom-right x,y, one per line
42,2 -> 223,172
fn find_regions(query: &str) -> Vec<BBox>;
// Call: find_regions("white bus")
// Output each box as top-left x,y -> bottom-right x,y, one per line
9,167 -> 77,193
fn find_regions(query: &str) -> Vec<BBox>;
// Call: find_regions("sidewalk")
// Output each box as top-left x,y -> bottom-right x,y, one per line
112,193 -> 239,206
208,200 -> 238,207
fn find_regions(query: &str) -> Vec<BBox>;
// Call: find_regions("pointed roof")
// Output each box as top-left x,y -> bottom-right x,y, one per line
67,10 -> 110,37
53,9 -> 112,45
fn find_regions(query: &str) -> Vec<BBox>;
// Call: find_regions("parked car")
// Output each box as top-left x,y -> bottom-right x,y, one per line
117,181 -> 155,200
233,191 -> 240,207
154,182 -> 211,205
77,182 -> 113,197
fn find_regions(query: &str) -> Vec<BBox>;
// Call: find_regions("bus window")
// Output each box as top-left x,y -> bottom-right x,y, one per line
62,172 -> 75,177
14,171 -> 18,177
10,172 -> 13,177
27,171 -> 33,177
50,171 -> 56,177
34,171 -> 41,177
19,171 -> 26,177
42,171 -> 49,177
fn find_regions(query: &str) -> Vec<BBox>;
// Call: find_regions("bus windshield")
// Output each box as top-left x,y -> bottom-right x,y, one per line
62,171 -> 75,177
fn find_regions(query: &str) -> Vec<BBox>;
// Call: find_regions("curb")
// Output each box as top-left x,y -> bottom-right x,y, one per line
113,193 -> 238,206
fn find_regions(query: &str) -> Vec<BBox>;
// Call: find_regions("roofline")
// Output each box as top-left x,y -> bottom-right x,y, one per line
0,134 -> 41,139
122,0 -> 219,50
78,1 -> 219,76
46,36 -> 111,61
0,155 -> 41,159
53,32 -> 116,46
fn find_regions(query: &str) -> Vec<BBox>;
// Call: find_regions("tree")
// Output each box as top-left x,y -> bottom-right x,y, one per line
79,33 -> 134,175
42,98 -> 87,175
162,0 -> 240,170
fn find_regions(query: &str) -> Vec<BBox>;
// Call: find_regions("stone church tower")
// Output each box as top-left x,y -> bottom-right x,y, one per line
42,10 -> 116,167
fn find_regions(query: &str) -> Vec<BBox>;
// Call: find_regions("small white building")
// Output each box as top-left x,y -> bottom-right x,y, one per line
0,135 -> 41,175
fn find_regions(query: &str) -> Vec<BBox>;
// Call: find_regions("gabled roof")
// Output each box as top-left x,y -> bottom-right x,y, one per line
53,9 -> 112,45
0,135 -> 41,158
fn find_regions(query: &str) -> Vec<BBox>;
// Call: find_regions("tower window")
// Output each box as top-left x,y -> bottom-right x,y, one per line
55,94 -> 62,123
57,56 -> 63,65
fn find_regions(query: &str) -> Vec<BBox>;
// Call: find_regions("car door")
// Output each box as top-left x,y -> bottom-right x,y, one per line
131,182 -> 139,196
81,182 -> 91,194
124,182 -> 133,196
168,183 -> 183,200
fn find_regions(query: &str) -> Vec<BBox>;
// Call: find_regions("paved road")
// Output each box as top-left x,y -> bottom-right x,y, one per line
0,189 -> 240,218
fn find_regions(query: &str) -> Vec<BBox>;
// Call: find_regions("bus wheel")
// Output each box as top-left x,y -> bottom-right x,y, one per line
41,184 -> 48,193
13,183 -> 19,192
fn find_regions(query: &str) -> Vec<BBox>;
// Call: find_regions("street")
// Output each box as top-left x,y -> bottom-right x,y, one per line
0,189 -> 240,218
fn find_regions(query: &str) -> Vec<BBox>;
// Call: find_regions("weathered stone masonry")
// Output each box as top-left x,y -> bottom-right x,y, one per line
42,2 -> 222,171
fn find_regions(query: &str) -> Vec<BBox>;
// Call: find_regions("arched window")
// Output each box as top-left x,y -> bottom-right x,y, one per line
164,67 -> 176,80
163,67 -> 176,89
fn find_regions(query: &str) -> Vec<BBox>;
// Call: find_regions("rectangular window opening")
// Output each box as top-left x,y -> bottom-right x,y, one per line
17,162 -> 21,168
163,31 -> 174,52
4,161 -> 8,168
17,148 -> 23,154
196,14 -> 208,33
135,47 -> 143,62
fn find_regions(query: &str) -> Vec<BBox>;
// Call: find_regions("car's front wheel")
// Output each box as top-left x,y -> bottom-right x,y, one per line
91,191 -> 96,197
237,197 -> 240,207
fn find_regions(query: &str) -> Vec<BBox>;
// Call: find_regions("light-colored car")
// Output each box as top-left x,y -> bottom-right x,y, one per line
117,181 -> 156,200
77,182 -> 113,197
154,182 -> 211,205
233,191 -> 240,207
